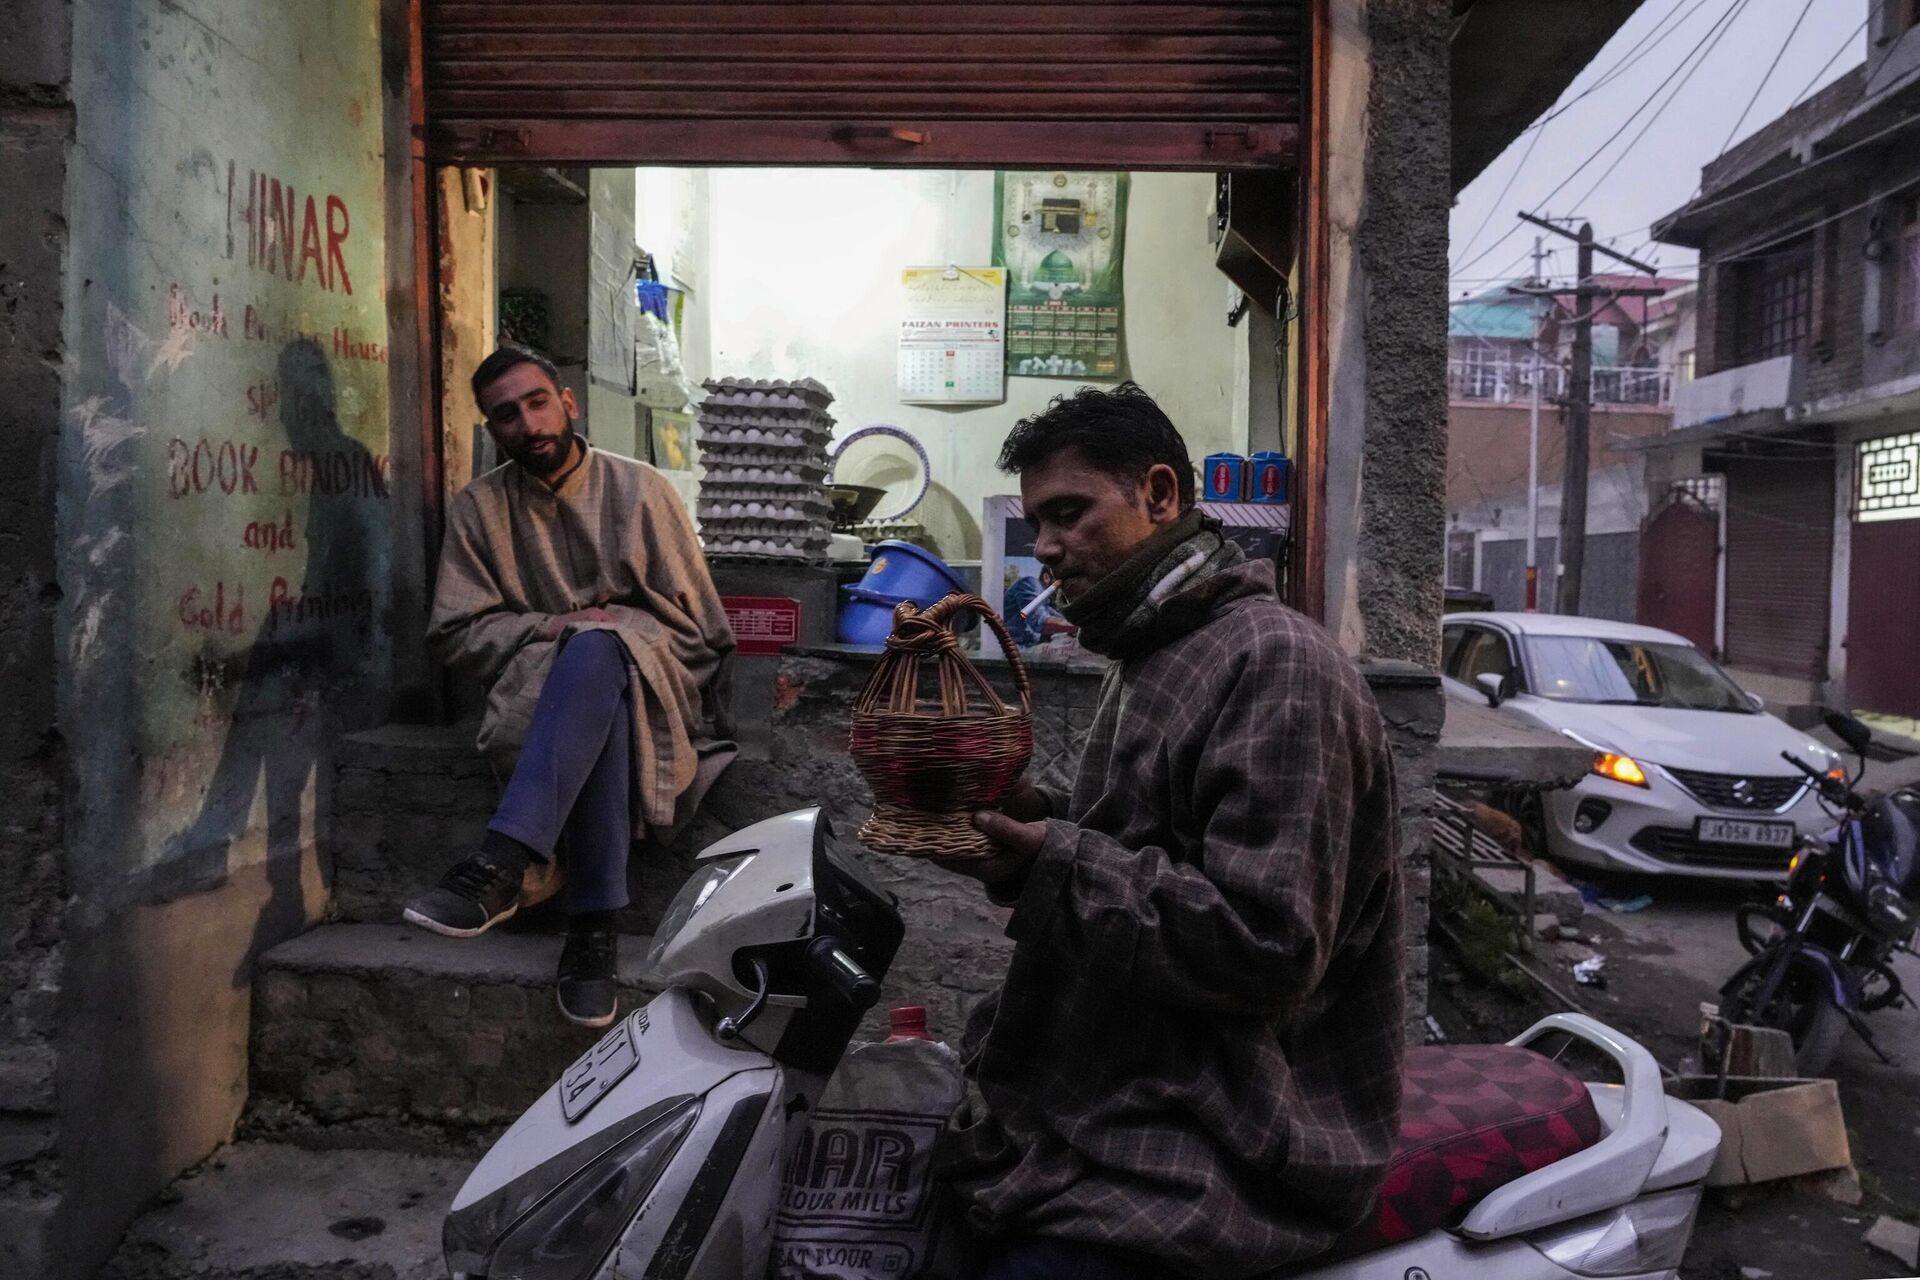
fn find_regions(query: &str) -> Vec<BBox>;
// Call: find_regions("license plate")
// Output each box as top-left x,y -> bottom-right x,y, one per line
1696,817 -> 1796,849
559,1016 -> 639,1123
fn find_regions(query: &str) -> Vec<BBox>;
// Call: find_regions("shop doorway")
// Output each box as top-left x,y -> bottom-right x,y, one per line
411,3 -> 1320,614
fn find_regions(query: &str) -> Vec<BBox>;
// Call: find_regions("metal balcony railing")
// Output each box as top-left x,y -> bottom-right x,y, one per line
1447,359 -> 1674,407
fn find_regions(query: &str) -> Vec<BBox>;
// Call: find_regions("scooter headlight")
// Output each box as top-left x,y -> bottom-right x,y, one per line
445,1097 -> 699,1278
1526,1186 -> 1701,1277
642,856 -> 752,973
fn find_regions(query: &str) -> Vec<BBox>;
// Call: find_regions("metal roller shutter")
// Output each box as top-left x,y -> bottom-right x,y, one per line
1847,515 -> 1920,718
423,1 -> 1302,168
1720,453 -> 1832,680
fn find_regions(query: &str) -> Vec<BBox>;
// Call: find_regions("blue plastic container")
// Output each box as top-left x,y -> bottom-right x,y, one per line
855,540 -> 965,602
1247,451 -> 1290,504
1202,452 -> 1247,502
837,586 -> 914,646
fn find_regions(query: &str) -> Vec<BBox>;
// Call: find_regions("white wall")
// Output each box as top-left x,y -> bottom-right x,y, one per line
645,168 -> 1243,559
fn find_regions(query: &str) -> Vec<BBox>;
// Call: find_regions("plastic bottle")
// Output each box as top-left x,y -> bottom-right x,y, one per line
884,1006 -> 932,1043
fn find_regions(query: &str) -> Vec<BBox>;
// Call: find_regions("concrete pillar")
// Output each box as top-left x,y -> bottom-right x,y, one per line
0,1 -> 74,1268
1322,0 -> 1450,668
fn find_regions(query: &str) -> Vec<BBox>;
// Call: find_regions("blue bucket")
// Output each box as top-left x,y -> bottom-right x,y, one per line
837,586 -> 913,646
856,541 -> 964,603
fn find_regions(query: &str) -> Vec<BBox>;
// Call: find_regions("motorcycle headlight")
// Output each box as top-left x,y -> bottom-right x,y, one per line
1527,1186 -> 1701,1277
641,855 -> 752,973
444,1097 -> 699,1277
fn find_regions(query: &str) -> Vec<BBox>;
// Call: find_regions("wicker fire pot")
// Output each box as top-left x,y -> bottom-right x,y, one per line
849,593 -> 1034,859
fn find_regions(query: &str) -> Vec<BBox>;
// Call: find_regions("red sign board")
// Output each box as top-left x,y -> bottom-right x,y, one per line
722,595 -> 802,656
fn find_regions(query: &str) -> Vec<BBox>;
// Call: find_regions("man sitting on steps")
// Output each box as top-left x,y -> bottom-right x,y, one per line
405,344 -> 737,1028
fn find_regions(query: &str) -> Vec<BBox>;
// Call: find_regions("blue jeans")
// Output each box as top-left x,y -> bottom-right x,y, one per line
487,630 -> 634,914
973,1239 -> 1163,1280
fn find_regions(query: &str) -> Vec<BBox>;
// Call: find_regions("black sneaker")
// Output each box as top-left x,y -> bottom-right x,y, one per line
403,851 -> 525,938
557,922 -> 619,1028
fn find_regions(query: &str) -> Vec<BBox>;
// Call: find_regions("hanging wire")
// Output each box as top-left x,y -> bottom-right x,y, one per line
1560,0 -> 1756,220
1451,0 -> 1749,281
1718,0 -> 1817,152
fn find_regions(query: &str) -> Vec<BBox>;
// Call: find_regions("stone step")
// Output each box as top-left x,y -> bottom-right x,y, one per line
330,723 -> 497,924
327,722 -> 770,926
252,922 -> 657,1130
102,1140 -> 466,1280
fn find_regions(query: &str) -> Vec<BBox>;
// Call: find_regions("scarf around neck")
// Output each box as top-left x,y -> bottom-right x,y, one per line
1058,507 -> 1244,658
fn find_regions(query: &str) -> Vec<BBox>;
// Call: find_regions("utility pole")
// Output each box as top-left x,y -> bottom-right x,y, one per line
1526,236 -> 1544,611
1559,223 -> 1595,616
1515,212 -> 1666,615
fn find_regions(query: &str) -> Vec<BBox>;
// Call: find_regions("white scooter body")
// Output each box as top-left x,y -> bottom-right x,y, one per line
445,808 -> 1722,1280
444,809 -> 903,1279
1305,1014 -> 1722,1280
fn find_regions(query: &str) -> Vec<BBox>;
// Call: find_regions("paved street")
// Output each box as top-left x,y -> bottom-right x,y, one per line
1495,816 -> 1920,1280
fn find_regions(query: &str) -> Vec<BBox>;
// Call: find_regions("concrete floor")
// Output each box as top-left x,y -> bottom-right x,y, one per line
102,1142 -> 466,1279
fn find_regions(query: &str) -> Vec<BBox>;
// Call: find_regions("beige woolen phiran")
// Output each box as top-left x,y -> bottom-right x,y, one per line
429,445 -> 737,838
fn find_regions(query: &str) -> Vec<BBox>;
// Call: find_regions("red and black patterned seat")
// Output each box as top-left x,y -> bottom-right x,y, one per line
1338,1043 -> 1605,1251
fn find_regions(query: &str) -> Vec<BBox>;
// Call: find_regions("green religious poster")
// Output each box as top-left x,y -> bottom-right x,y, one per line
992,172 -> 1129,379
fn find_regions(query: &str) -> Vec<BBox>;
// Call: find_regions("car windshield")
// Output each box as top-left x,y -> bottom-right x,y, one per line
1524,635 -> 1756,712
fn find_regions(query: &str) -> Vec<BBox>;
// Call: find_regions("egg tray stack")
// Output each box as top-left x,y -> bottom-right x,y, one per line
696,377 -> 835,561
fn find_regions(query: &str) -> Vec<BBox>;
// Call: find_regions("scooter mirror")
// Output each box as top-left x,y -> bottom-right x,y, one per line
1824,710 -> 1873,757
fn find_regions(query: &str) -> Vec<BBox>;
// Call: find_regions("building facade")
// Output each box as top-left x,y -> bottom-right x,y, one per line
1646,0 -> 1920,722
1445,277 -> 1693,620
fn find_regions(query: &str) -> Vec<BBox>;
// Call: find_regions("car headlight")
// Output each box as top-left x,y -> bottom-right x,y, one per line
641,855 -> 752,973
1592,752 -> 1649,788
446,1097 -> 700,1279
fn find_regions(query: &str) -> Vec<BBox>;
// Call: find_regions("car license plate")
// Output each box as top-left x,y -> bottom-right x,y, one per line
1695,817 -> 1796,849
559,1015 -> 639,1123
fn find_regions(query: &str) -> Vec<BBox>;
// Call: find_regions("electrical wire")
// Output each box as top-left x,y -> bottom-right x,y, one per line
1453,122 -> 1547,273
1451,0 -> 1749,281
1784,16 -> 1869,112
1719,0 -> 1817,152
1562,0 -> 1755,221
1519,0 -> 1718,136
1652,111 -> 1920,233
1715,188 -> 1885,265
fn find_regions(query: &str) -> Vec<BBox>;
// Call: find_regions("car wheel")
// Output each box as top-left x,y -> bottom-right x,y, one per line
1508,788 -> 1551,862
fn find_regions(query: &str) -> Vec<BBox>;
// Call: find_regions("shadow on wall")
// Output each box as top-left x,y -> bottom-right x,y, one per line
164,338 -> 381,985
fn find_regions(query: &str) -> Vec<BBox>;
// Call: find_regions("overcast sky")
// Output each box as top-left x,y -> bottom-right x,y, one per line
1448,0 -> 1870,296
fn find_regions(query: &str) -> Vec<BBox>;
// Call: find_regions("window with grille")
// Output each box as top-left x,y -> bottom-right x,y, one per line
1735,241 -> 1813,363
1675,475 -> 1724,510
1856,432 -> 1920,523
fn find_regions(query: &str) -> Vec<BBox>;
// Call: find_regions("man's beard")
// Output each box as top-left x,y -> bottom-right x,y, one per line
510,422 -> 578,475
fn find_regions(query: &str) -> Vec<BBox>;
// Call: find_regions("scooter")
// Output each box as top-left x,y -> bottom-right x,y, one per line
1721,711 -> 1920,1075
444,807 -> 1723,1279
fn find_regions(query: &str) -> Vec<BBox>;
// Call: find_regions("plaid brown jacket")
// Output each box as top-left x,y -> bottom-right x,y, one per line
942,559 -> 1405,1277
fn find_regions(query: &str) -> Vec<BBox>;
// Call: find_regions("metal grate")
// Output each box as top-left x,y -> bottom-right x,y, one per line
1856,432 -> 1920,524
1630,826 -> 1795,871
1666,768 -> 1806,812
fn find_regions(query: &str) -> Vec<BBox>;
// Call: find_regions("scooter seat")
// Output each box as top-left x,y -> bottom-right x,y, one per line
1337,1043 -> 1604,1251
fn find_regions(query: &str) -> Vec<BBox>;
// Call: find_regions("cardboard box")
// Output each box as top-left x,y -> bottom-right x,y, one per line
1667,1076 -> 1852,1187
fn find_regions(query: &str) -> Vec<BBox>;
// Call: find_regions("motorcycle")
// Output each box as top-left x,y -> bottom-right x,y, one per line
444,806 -> 1722,1279
1721,711 -> 1920,1076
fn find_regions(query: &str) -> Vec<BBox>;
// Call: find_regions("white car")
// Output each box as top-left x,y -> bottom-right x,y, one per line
1441,613 -> 1846,880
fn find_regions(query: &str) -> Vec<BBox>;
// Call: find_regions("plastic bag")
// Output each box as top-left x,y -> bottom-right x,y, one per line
770,1038 -> 964,1280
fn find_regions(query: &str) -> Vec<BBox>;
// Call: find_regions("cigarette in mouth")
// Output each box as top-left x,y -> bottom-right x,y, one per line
1020,583 -> 1060,618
